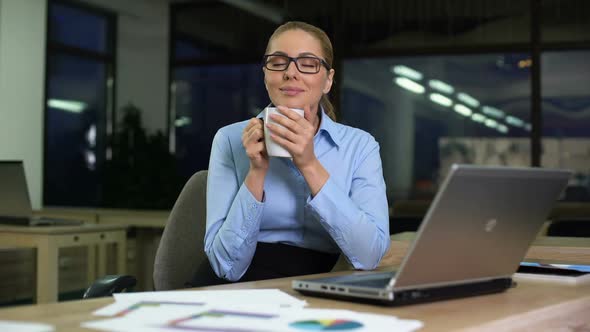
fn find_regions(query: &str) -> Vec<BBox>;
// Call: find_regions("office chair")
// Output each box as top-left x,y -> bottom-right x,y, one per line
153,169 -> 219,290
84,170 -> 218,298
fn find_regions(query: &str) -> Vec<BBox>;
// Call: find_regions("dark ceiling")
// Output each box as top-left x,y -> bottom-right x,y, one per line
172,0 -> 589,60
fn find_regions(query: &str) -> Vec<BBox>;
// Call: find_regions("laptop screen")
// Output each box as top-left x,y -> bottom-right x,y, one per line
0,161 -> 33,218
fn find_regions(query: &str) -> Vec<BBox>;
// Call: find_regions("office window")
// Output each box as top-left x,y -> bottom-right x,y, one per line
341,54 -> 531,200
171,65 -> 268,178
44,1 -> 115,206
541,0 -> 590,43
174,39 -> 208,60
541,50 -> 590,201
170,0 -> 590,208
49,2 -> 112,53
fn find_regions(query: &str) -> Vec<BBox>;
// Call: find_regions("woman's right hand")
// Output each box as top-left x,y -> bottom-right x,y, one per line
242,118 -> 269,172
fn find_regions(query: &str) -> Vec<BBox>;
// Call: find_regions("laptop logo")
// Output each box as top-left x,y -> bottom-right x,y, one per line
485,219 -> 497,232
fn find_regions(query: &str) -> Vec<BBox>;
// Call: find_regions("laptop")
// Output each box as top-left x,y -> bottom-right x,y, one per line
292,164 -> 572,306
0,161 -> 83,226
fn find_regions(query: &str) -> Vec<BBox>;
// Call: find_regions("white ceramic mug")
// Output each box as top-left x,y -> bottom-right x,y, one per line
264,106 -> 304,158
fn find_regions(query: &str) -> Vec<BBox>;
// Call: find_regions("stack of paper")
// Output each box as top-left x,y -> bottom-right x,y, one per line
0,321 -> 54,332
83,289 -> 423,332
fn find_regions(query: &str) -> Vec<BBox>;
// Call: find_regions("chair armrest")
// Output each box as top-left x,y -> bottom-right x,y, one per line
83,275 -> 137,299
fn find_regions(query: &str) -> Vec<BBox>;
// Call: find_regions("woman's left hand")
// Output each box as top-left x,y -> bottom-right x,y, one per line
266,105 -> 316,170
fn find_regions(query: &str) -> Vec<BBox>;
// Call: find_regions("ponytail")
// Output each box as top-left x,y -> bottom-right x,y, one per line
320,94 -> 337,121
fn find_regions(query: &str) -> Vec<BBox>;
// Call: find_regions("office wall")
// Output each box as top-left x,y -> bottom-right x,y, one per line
0,0 -> 46,209
81,0 -> 170,134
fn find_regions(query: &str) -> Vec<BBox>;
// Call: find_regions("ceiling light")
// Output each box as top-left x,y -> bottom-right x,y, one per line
394,77 -> 425,94
482,106 -> 505,119
453,104 -> 472,117
457,92 -> 480,108
429,93 -> 453,107
485,119 -> 498,129
47,99 -> 87,113
429,80 -> 454,94
391,65 -> 423,81
174,116 -> 192,127
506,115 -> 525,127
471,113 -> 487,123
497,124 -> 509,134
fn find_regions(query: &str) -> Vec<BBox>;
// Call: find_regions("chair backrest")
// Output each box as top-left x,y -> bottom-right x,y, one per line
153,170 -> 208,290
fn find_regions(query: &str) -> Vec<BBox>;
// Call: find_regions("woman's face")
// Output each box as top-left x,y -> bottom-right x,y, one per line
263,29 -> 334,116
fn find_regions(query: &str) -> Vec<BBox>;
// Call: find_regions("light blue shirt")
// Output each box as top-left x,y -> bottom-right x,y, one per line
205,110 -> 390,281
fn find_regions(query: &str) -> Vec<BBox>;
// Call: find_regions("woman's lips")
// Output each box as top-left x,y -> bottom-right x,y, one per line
280,87 -> 304,96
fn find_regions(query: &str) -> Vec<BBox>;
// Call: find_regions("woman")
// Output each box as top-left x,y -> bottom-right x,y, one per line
205,21 -> 389,282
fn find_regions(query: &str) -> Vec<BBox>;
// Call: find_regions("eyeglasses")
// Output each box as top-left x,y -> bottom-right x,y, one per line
263,54 -> 331,74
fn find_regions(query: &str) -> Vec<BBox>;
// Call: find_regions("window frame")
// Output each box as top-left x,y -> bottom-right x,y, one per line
43,0 -> 117,206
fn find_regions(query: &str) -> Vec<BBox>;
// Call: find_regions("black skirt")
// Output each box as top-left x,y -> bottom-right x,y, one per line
239,242 -> 340,282
189,242 -> 340,287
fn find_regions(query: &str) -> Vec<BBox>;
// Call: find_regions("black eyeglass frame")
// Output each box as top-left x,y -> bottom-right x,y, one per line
262,54 -> 331,74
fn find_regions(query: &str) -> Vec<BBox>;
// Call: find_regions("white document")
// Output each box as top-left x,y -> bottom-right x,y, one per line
84,304 -> 423,332
0,321 -> 54,332
174,308 -> 424,332
87,288 -> 422,332
109,289 -> 306,309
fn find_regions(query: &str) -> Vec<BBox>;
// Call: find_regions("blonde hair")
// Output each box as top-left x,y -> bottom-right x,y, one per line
265,21 -> 336,121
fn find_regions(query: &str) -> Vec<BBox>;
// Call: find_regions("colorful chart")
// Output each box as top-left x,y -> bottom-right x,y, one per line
289,319 -> 363,331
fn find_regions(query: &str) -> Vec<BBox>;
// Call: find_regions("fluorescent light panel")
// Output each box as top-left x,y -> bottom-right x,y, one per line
47,99 -> 87,113
506,115 -> 525,127
482,106 -> 505,119
457,92 -> 480,108
394,77 -> 425,94
453,104 -> 472,117
485,119 -> 498,128
391,65 -> 423,81
471,113 -> 487,123
174,116 -> 192,127
429,80 -> 455,94
429,93 -> 453,107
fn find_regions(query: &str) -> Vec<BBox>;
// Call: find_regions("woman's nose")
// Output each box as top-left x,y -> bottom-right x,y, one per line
283,61 -> 299,79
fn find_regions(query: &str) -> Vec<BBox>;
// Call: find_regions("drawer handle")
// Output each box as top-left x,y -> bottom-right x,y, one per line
100,233 -> 105,239
73,236 -> 79,242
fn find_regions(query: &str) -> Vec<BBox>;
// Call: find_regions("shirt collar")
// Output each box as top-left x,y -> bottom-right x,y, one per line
316,108 -> 341,148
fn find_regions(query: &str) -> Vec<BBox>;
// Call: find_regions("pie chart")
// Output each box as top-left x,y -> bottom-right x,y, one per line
289,319 -> 363,330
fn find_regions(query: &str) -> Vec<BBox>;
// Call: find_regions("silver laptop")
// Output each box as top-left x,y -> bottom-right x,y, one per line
293,164 -> 572,305
0,161 -> 83,226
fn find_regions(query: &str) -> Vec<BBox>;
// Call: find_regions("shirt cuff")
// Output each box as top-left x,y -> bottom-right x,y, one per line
237,183 -> 265,238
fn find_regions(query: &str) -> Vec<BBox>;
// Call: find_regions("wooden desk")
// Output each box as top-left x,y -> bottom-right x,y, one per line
94,210 -> 168,291
0,272 -> 588,331
387,232 -> 590,265
0,233 -> 588,330
330,232 -> 590,272
95,210 -> 169,228
35,208 -> 169,292
36,207 -> 169,228
0,224 -> 127,304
